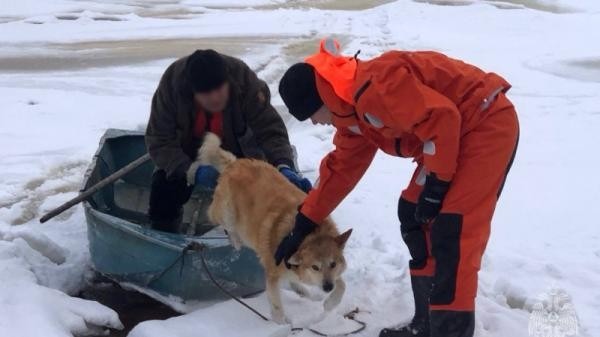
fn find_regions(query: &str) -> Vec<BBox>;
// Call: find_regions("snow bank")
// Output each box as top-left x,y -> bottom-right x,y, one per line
1,228 -> 67,264
0,224 -> 123,337
128,299 -> 290,337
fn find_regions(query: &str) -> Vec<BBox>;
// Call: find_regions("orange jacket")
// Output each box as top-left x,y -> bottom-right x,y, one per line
300,39 -> 511,223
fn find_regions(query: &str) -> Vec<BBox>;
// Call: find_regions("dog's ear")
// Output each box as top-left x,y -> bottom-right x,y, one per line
287,254 -> 301,267
335,229 -> 353,248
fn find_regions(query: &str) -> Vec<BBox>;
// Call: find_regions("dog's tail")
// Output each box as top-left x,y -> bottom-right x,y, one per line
186,132 -> 236,184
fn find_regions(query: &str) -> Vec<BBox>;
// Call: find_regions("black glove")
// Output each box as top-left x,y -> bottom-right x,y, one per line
274,212 -> 317,267
415,174 -> 451,224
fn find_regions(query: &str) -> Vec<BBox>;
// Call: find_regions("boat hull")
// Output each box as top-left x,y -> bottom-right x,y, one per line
83,129 -> 265,301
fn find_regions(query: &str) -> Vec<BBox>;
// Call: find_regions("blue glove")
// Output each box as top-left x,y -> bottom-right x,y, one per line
279,166 -> 312,193
194,165 -> 220,189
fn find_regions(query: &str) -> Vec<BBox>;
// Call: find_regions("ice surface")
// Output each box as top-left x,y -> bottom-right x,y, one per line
1,0 -> 599,336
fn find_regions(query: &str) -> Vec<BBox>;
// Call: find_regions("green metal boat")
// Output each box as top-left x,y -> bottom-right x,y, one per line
82,129 -> 265,302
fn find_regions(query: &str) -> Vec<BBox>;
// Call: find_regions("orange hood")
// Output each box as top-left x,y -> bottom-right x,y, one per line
306,38 -> 359,128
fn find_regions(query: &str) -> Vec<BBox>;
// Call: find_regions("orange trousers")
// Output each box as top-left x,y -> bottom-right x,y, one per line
399,93 -> 519,311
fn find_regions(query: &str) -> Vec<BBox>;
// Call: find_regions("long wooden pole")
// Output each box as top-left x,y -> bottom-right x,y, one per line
39,153 -> 151,223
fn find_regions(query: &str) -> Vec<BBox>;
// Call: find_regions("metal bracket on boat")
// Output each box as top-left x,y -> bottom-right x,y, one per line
145,241 -> 204,287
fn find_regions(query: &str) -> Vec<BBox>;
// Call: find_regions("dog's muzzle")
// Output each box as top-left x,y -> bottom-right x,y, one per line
323,281 -> 334,292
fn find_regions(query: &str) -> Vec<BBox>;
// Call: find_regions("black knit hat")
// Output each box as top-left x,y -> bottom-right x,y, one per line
185,49 -> 228,93
279,63 -> 323,121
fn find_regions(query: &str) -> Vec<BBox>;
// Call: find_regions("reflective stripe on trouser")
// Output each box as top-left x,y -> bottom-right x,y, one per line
400,93 -> 519,311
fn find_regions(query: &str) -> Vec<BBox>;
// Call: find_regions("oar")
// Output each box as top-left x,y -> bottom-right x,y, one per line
39,153 -> 151,223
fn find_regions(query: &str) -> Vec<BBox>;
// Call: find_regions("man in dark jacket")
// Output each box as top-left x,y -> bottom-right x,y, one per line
146,49 -> 310,232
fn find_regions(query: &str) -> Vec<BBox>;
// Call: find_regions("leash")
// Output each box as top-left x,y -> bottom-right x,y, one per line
194,241 -> 270,321
290,307 -> 366,336
187,242 -> 367,336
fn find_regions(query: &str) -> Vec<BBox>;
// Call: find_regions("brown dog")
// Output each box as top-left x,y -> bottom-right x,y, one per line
191,133 -> 351,324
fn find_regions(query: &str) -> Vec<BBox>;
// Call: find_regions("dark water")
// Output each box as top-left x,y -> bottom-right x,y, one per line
79,278 -> 180,337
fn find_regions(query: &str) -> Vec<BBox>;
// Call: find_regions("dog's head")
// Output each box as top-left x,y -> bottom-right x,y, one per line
287,229 -> 352,292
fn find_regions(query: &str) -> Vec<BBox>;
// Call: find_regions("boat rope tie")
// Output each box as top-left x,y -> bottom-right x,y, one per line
144,242 -> 198,287
180,241 -> 368,336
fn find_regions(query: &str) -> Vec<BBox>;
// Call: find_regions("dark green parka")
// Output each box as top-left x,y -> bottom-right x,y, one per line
146,52 -> 295,179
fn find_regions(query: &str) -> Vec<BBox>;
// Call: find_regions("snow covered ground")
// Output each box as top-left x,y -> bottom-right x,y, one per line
1,0 -> 599,336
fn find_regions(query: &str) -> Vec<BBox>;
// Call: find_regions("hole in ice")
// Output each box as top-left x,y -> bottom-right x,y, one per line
413,0 -> 576,13
0,16 -> 20,23
413,0 -> 473,6
527,57 -> 600,83
92,16 -> 126,22
487,0 -> 577,13
55,14 -> 80,20
78,275 -> 180,336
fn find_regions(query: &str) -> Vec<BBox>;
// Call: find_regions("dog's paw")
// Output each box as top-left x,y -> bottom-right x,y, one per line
323,295 -> 342,312
290,282 -> 309,298
323,279 -> 345,312
229,238 -> 242,251
227,232 -> 243,251
270,308 -> 289,324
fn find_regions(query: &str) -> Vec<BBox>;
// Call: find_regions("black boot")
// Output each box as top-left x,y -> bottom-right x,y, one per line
379,276 -> 432,337
148,170 -> 193,233
430,311 -> 474,337
150,209 -> 183,233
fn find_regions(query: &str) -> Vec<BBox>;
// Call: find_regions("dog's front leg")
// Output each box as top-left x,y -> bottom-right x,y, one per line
290,281 -> 310,298
227,230 -> 243,250
323,278 -> 346,312
266,276 -> 287,324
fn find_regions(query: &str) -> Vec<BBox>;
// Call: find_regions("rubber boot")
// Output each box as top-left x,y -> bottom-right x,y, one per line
379,276 -> 432,337
430,311 -> 475,337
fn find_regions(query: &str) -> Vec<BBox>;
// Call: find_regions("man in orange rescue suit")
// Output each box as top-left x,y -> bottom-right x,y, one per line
275,39 -> 519,337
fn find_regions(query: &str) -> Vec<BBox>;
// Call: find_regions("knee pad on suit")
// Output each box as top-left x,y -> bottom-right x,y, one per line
398,198 -> 428,270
